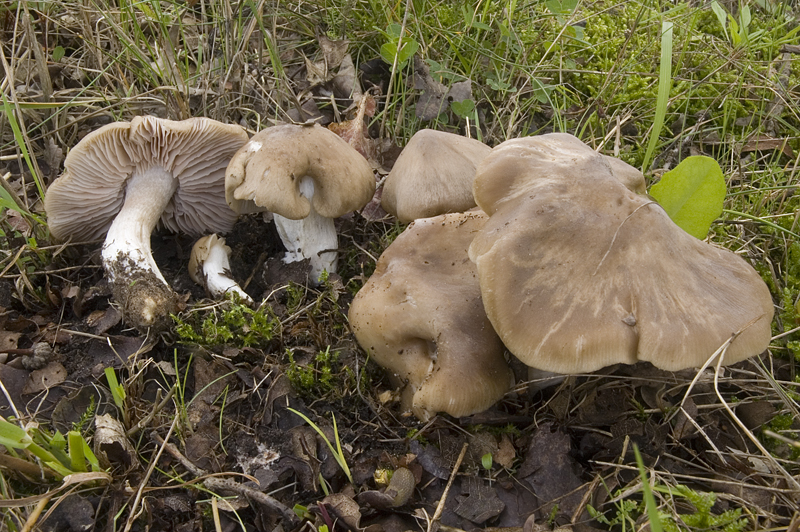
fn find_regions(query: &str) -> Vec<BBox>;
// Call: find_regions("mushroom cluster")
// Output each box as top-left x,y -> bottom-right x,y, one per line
350,131 -> 774,420
45,117 -> 380,329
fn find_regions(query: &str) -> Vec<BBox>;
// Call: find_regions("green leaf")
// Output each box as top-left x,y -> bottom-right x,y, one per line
52,45 -> 65,62
481,452 -> 493,470
641,20 -> 673,172
396,40 -> 419,66
649,156 -> 726,239
104,367 -> 126,409
710,1 -> 729,41
450,98 -> 475,118
0,418 -> 33,449
68,431 -> 87,472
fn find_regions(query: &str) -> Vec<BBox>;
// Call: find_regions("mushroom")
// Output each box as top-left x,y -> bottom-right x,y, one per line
45,116 -> 249,329
349,211 -> 514,421
189,234 -> 253,305
225,123 -> 375,283
381,129 -> 492,223
469,133 -> 773,373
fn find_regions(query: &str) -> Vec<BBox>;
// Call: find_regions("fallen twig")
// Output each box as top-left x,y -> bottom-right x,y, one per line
427,442 -> 468,532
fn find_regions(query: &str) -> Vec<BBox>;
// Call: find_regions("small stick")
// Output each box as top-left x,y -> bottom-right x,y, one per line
428,442 -> 468,532
150,432 -> 299,527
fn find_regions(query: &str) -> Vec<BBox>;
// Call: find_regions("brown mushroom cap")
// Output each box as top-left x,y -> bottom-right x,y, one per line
225,123 -> 375,219
46,116 -> 249,241
349,211 -> 513,420
469,133 -> 773,373
381,129 -> 492,223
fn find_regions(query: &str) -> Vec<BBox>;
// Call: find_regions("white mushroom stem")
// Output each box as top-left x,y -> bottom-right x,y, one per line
101,166 -> 177,283
190,235 -> 253,304
272,176 -> 338,283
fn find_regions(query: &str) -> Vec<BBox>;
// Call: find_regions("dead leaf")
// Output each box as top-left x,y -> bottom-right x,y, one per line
739,135 -> 794,158
305,56 -> 329,86
321,492 -> 362,530
454,476 -> 506,524
6,211 -> 31,235
494,434 -> 516,469
0,330 -> 21,352
85,306 -> 122,334
0,364 -> 30,412
319,35 -> 349,70
332,54 -> 362,100
413,56 -> 447,120
518,423 -> 586,521
412,56 -> 473,120
43,137 -> 63,181
327,94 -> 381,162
23,361 -> 67,394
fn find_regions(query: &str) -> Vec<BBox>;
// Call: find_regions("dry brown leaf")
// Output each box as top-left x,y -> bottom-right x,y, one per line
23,361 -> 67,394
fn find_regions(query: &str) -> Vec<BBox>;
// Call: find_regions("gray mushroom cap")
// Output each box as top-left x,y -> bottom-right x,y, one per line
349,211 -> 513,421
45,116 -> 248,241
381,129 -> 492,223
469,133 -> 773,373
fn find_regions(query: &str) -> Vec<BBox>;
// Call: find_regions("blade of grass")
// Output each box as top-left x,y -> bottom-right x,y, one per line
287,408 -> 353,484
641,20 -> 673,173
0,90 -> 45,202
633,444 -> 664,532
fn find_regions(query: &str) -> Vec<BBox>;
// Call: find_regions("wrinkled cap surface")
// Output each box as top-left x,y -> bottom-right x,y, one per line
349,211 -> 513,420
381,129 -> 492,222
225,123 -> 375,219
45,116 -> 249,241
469,133 -> 774,373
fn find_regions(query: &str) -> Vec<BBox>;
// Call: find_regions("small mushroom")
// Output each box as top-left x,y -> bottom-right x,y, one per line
188,234 -> 253,305
225,123 -> 375,282
469,133 -> 774,373
349,211 -> 513,421
45,116 -> 249,329
381,129 -> 492,223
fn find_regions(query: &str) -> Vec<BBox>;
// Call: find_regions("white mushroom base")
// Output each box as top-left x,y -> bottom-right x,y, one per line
101,166 -> 179,329
191,234 -> 253,305
273,211 -> 338,285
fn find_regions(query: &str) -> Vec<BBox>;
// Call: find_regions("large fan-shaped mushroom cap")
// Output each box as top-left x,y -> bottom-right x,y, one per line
469,133 -> 773,373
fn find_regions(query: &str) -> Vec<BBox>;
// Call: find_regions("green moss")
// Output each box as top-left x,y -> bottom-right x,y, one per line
172,297 -> 279,349
286,346 -> 356,399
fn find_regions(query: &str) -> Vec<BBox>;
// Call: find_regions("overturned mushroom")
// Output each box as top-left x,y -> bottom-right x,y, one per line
225,124 -> 375,283
381,129 -> 492,223
189,234 -> 253,305
349,211 -> 513,421
469,133 -> 773,373
45,116 -> 248,329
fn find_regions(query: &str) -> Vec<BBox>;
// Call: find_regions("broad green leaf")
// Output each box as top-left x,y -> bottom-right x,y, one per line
52,45 -> 65,62
450,98 -> 475,118
649,156 -> 726,239
481,452 -> 493,470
